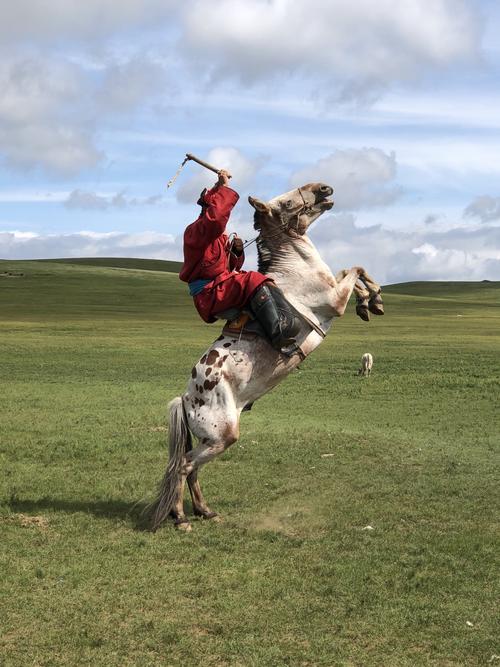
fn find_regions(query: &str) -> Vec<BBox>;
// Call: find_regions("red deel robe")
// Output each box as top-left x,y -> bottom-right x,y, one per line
179,184 -> 267,323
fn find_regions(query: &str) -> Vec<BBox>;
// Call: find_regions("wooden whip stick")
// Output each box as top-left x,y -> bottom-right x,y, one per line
186,153 -> 232,178
166,153 -> 232,189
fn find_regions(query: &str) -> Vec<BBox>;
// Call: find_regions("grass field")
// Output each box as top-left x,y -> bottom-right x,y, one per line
1,258 -> 499,666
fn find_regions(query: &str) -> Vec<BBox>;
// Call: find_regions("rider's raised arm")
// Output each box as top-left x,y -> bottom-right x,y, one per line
199,185 -> 239,241
184,170 -> 239,246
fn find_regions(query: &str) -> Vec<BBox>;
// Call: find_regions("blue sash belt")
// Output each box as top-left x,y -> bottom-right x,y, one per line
188,278 -> 212,296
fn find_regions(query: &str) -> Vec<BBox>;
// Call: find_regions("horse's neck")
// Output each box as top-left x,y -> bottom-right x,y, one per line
264,235 -> 336,329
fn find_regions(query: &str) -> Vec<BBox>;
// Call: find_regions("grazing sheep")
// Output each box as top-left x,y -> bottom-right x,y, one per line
358,353 -> 373,377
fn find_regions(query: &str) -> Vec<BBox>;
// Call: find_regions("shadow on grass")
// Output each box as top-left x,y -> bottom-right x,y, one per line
7,496 -> 154,531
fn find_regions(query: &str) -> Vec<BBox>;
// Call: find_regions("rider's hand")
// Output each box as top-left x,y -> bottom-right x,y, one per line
231,236 -> 244,255
217,169 -> 231,187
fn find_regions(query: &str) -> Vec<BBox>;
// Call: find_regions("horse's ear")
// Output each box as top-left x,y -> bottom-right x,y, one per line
248,195 -> 271,214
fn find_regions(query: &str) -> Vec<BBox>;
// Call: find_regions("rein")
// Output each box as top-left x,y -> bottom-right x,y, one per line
299,312 -> 327,339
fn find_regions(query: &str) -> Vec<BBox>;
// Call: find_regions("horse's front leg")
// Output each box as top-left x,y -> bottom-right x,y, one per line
332,267 -> 367,317
335,268 -> 384,320
357,269 -> 384,316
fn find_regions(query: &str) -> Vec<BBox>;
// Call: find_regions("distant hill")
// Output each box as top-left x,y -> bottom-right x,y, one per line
35,257 -> 182,273
383,281 -> 500,303
1,258 -> 499,331
4,259 -> 499,303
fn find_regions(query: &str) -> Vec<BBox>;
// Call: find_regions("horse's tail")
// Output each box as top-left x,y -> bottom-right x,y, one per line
150,396 -> 192,531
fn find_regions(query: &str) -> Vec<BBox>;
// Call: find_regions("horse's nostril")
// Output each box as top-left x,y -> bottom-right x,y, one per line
320,185 -> 330,193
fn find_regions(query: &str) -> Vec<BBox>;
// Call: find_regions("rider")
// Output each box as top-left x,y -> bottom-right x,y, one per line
179,169 -> 301,352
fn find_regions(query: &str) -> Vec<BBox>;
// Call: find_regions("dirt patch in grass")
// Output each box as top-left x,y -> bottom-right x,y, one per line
252,499 -> 326,538
2,513 -> 50,529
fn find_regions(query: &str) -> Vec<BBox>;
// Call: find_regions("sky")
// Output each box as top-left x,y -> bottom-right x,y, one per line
1,0 -> 500,283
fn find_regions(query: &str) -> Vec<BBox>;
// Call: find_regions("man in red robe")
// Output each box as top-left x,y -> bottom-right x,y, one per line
179,170 -> 301,352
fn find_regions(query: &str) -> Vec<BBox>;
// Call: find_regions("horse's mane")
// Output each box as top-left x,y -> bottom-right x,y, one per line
256,234 -> 272,274
253,211 -> 273,274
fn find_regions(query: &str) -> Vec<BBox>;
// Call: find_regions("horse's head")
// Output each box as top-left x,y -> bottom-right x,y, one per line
248,183 -> 334,239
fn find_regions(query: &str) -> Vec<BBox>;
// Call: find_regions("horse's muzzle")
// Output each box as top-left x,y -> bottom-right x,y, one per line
315,184 -> 334,208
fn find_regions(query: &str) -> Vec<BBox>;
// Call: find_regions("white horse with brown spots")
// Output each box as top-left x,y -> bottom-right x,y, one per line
151,182 -> 384,531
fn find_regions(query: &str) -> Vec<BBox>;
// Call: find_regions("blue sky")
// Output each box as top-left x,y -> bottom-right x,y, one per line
1,0 -> 500,283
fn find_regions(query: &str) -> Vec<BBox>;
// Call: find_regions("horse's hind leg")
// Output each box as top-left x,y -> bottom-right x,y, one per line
185,420 -> 240,521
164,452 -> 219,531
162,454 -> 220,531
187,469 -> 220,521
169,475 -> 192,532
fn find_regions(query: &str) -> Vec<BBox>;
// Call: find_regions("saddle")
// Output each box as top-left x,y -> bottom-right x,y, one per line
215,306 -> 309,359
215,308 -> 265,339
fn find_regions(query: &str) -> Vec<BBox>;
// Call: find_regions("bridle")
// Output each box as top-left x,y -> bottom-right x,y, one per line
243,187 -> 314,249
279,186 -> 315,237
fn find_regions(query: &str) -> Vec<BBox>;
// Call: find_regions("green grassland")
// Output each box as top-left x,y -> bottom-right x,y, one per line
0,259 -> 498,666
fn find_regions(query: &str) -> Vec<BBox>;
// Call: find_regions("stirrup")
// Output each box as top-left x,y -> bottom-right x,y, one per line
279,341 -> 302,357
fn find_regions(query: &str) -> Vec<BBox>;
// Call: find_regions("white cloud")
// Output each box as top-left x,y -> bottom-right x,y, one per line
95,56 -> 169,113
0,1 -> 179,42
65,190 -> 111,210
0,125 -> 104,175
0,230 -> 181,261
0,52 -> 171,175
3,217 -> 500,283
408,243 -> 500,281
176,147 -> 265,204
0,190 -> 69,203
0,0 -> 486,177
463,195 -> 500,223
0,58 -> 81,123
290,148 -> 400,210
64,190 -> 163,210
412,243 -> 439,259
308,213 -> 500,283
182,0 -> 482,100
0,57 -> 103,174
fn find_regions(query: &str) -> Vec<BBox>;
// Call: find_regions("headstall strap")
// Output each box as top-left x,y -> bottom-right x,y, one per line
244,187 -> 311,247
297,187 -> 307,208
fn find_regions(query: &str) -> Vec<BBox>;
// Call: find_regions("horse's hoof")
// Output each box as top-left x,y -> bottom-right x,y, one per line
356,301 -> 370,321
194,509 -> 221,522
175,520 -> 192,533
368,293 -> 384,315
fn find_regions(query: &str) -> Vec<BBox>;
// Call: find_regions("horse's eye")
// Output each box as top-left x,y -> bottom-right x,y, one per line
285,200 -> 293,209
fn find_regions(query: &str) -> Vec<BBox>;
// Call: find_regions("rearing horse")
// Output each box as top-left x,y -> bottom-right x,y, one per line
151,182 -> 384,531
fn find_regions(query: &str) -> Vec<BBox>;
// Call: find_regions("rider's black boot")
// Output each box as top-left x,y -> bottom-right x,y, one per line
249,283 -> 302,352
